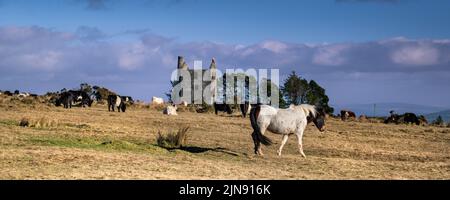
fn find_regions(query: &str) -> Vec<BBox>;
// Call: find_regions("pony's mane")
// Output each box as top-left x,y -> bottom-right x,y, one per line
290,104 -> 317,118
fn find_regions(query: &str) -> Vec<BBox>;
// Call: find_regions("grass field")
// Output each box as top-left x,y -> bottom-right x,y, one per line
0,97 -> 449,179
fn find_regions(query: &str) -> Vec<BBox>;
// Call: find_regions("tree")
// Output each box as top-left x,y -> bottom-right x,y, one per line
92,85 -> 116,101
278,88 -> 288,108
306,80 -> 334,114
433,115 -> 444,126
281,71 -> 334,114
80,83 -> 92,94
281,71 -> 309,105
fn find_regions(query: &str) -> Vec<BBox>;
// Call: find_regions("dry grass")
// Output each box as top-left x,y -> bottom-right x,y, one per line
0,97 -> 449,180
156,127 -> 190,148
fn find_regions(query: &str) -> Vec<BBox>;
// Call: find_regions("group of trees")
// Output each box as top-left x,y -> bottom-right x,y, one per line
58,83 -> 116,101
281,71 -> 334,113
218,70 -> 334,114
168,70 -> 334,114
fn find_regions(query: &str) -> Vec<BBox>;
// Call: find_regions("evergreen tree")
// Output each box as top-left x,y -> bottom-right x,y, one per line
433,115 -> 444,126
281,71 -> 333,113
306,80 -> 334,114
281,71 -> 309,105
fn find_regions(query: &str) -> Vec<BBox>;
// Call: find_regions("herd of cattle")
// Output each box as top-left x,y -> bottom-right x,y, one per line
0,90 -> 38,98
340,109 -> 428,126
0,89 -> 433,126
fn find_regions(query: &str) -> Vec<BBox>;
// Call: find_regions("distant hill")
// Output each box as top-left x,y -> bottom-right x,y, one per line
425,110 -> 450,123
332,103 -> 448,117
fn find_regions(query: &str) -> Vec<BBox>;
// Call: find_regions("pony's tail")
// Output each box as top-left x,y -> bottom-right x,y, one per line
250,105 -> 272,146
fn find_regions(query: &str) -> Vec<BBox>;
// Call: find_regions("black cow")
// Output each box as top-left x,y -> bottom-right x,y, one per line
401,113 -> 421,125
3,91 -> 13,96
213,103 -> 233,115
57,92 -> 75,109
108,95 -> 126,112
384,112 -> 420,125
121,96 -> 134,105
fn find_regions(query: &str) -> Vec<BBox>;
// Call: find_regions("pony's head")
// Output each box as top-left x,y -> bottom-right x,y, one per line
308,107 -> 327,132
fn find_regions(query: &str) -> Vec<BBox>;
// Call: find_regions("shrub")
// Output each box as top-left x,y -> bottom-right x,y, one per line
19,117 -> 59,128
150,103 -> 166,111
21,98 -> 35,105
432,115 -> 444,126
19,118 -> 30,127
156,126 -> 190,149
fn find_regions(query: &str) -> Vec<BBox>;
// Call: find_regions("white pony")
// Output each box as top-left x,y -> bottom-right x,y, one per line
250,104 -> 326,158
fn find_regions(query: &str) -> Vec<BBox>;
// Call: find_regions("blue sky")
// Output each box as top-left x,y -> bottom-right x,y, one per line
1,0 -> 450,108
2,0 -> 450,43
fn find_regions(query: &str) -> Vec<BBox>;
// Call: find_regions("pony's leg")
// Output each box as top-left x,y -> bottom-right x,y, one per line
256,124 -> 269,156
251,132 -> 260,155
277,134 -> 289,156
295,132 -> 306,158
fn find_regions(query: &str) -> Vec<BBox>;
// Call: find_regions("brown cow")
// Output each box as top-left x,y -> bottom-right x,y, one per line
341,110 -> 356,121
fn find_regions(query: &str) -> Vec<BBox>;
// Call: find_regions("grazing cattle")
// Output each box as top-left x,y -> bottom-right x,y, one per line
121,96 -> 134,104
250,104 -> 326,157
239,102 -> 252,118
163,105 -> 178,115
57,92 -> 75,109
152,96 -> 164,105
400,113 -> 420,125
384,114 -> 399,124
67,90 -> 93,107
213,103 -> 233,115
384,112 -> 420,125
3,91 -> 13,96
107,95 -> 126,112
340,110 -> 356,121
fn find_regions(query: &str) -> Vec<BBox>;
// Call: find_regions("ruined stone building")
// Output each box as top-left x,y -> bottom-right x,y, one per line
175,56 -> 217,104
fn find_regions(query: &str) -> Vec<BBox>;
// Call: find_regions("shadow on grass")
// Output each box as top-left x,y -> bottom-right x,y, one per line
163,146 -> 240,157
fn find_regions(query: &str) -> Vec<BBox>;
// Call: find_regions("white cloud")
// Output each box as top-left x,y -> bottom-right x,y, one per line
312,44 -> 349,66
259,40 -> 288,53
20,51 -> 63,70
391,45 -> 439,66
